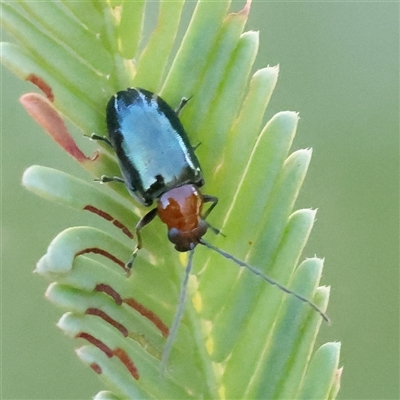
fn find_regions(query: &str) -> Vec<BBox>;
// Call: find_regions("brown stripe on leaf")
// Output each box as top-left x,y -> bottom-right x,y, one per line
86,308 -> 129,337
75,247 -> 126,271
113,347 -> 140,380
76,332 -> 113,357
94,283 -> 123,305
83,205 -> 133,239
124,297 -> 169,338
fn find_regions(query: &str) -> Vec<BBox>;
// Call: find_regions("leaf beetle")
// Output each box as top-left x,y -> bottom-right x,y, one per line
91,87 -> 329,366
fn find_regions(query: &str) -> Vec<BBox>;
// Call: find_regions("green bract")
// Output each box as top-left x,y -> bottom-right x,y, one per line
1,0 -> 341,398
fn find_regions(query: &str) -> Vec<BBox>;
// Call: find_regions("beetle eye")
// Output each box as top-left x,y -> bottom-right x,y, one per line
167,222 -> 208,252
167,228 -> 189,252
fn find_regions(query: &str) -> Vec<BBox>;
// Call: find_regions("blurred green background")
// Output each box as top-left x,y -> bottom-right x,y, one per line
2,2 -> 398,399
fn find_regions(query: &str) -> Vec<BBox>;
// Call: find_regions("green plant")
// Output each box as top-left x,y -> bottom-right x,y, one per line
1,1 -> 341,398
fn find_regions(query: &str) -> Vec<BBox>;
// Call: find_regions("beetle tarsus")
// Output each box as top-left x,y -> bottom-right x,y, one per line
206,222 -> 225,237
125,252 -> 137,271
85,133 -> 112,146
175,96 -> 192,116
192,142 -> 202,151
95,175 -> 125,184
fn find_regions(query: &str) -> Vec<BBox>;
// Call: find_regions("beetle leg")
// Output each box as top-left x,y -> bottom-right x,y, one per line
206,223 -> 222,236
175,96 -> 192,116
85,133 -> 112,147
95,175 -> 125,184
192,142 -> 202,151
202,195 -> 218,219
126,208 -> 158,269
201,195 -> 225,236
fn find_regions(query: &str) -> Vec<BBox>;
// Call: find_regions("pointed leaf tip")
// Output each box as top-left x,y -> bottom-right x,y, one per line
19,93 -> 96,163
94,391 -> 121,400
298,342 -> 341,400
231,0 -> 252,18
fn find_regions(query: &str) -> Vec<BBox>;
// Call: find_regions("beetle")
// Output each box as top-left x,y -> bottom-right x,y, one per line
91,87 -> 329,366
95,88 -> 219,261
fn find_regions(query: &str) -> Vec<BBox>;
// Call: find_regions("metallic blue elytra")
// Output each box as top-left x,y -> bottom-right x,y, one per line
106,88 -> 204,206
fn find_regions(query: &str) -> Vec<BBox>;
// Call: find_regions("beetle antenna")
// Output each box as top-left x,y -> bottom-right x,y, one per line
199,239 -> 330,323
161,249 -> 196,371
